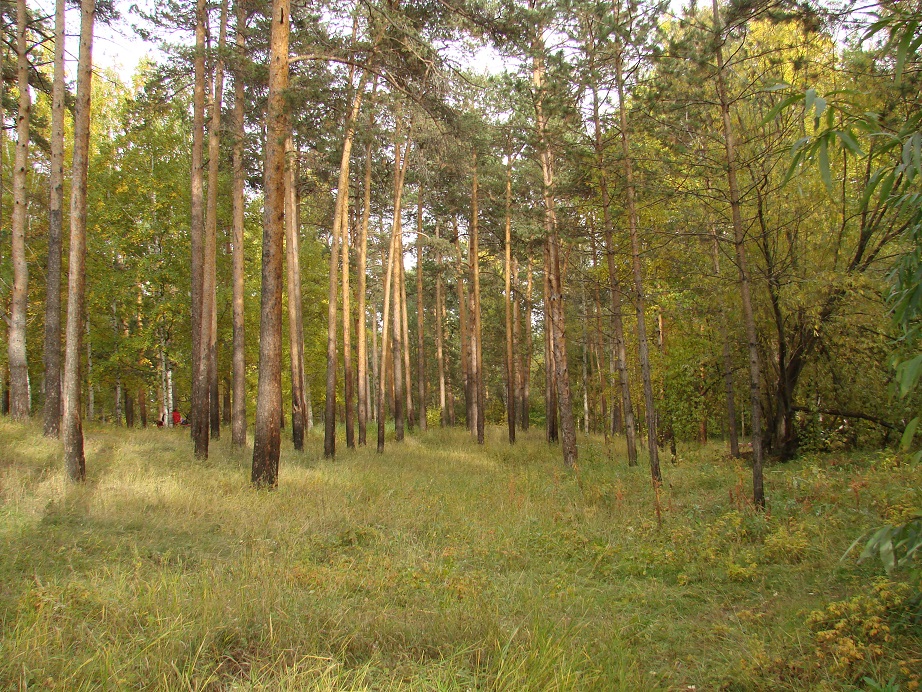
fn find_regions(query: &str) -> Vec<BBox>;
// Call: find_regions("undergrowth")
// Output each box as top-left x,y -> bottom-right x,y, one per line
0,420 -> 919,690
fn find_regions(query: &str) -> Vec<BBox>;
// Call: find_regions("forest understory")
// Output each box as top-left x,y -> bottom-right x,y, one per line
1,421 -> 919,691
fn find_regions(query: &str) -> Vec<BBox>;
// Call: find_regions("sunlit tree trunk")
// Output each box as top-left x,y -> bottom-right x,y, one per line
285,134 -> 307,450
343,187 -> 356,449
251,0 -> 289,487
43,0 -> 66,436
377,129 -> 411,452
190,0 -> 208,455
231,0 -> 248,447
63,0 -> 95,481
614,40 -> 657,480
393,228 -> 406,441
713,0 -> 764,508
325,71 -> 369,458
356,118 -> 374,445
504,157 -> 516,444
9,0 -> 31,420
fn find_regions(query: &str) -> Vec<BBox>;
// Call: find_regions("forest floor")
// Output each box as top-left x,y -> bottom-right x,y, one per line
0,420 -> 920,691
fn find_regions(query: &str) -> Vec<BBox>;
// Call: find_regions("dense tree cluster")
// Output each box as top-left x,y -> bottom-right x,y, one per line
1,0 -> 919,504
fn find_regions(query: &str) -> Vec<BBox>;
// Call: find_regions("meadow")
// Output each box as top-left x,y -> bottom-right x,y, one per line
0,420 -> 919,690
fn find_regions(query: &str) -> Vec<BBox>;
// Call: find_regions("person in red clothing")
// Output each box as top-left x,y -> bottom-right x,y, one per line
172,409 -> 182,427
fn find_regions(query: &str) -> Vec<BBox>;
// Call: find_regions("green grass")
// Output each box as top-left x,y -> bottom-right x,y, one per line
0,420 -> 919,690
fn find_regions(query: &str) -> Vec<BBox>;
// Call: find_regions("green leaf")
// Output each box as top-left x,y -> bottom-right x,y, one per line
760,93 -> 802,126
764,82 -> 790,92
818,137 -> 833,196
896,353 -> 922,397
813,96 -> 826,118
894,19 -> 918,85
834,129 -> 865,157
859,169 -> 885,211
804,88 -> 816,115
900,416 -> 920,452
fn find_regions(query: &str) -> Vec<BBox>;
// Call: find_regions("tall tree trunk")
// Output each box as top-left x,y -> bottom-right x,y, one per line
86,318 -> 94,421
43,0 -> 66,436
356,143 -> 377,445
590,229 -> 608,442
376,128 -> 411,452
285,134 -> 307,450
415,192 -> 427,431
222,379 -> 230,424
325,71 -> 369,458
543,243 -> 558,444
356,91 -> 375,446
470,153 -> 484,444
504,157 -> 516,444
9,0 -> 31,420
231,0 -> 248,447
713,0 -> 764,508
534,45 -> 577,465
614,41 -> 657,480
455,228 -> 472,432
251,0 -> 289,487
208,0 -> 229,444
63,0 -> 95,482
343,183 -> 356,449
513,256 -> 523,431
392,231 -> 406,441
434,220 -> 447,427
189,0 -> 208,454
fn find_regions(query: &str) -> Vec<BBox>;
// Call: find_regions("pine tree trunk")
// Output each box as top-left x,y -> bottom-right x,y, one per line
470,155 -> 485,444
543,243 -> 558,444
455,229 -> 472,433
43,0 -> 66,436
125,392 -> 134,428
377,129 -> 411,452
392,236 -> 406,442
434,220 -> 447,427
356,114 -> 374,445
400,246 -> 414,431
504,157 -> 516,444
251,0 -> 289,487
285,134 -> 307,450
63,0 -> 95,482
614,43 -> 657,481
713,0 -> 764,508
190,0 -> 208,455
343,184 -> 356,449
222,378 -> 231,425
513,256 -> 523,431
139,387 -> 147,427
325,71 -> 369,458
416,193 -> 427,432
9,0 -> 31,420
231,0 -> 248,448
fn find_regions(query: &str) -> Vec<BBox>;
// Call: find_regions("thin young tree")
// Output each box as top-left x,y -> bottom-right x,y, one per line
613,4 -> 658,481
434,220 -> 447,426
252,0 -> 289,487
712,0 -> 764,507
43,0 -> 66,436
62,0 -> 96,482
9,0 -> 31,420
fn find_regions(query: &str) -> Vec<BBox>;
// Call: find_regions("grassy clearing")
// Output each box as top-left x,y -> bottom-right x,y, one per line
0,420 -> 919,690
